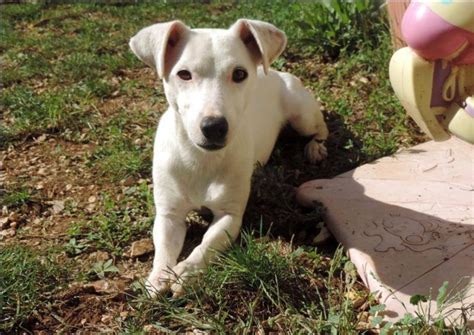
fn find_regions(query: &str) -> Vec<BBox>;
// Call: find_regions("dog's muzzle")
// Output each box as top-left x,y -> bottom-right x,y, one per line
199,116 -> 228,150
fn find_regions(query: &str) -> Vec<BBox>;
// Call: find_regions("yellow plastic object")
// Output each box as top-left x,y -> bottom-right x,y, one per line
390,47 -> 474,144
389,47 -> 450,141
444,97 -> 474,143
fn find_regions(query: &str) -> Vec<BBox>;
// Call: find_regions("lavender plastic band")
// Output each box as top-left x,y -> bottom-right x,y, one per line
430,60 -> 452,108
465,101 -> 474,118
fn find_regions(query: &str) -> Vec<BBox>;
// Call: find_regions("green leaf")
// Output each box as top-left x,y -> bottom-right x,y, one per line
436,281 -> 449,309
409,294 -> 428,305
369,304 -> 386,314
380,321 -> 392,334
370,315 -> 383,327
399,312 -> 416,325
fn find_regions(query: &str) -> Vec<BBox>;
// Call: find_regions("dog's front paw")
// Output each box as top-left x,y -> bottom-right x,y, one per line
145,270 -> 172,298
169,261 -> 203,297
305,139 -> 328,163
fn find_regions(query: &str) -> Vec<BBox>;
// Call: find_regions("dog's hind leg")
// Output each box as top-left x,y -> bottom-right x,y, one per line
281,73 -> 329,163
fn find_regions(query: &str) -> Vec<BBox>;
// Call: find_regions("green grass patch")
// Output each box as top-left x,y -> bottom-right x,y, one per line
91,139 -> 150,181
66,182 -> 154,256
124,234 -> 366,333
88,108 -> 155,181
0,245 -> 68,332
0,188 -> 32,208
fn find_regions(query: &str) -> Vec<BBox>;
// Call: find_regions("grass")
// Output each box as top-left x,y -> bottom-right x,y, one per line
125,234 -> 368,334
0,1 -> 467,334
0,188 -> 32,208
66,181 -> 154,257
0,245 -> 68,332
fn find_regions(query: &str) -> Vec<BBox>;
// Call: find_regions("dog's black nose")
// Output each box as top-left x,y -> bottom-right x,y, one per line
200,116 -> 228,143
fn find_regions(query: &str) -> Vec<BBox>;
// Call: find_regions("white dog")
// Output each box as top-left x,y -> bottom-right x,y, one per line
129,19 -> 328,296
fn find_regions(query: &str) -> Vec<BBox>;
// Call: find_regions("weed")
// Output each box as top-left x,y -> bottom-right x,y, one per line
369,279 -> 473,334
0,188 -> 32,208
291,0 -> 387,59
64,237 -> 88,256
88,259 -> 120,280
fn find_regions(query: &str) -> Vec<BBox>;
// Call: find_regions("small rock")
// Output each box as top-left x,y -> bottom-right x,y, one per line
50,200 -> 65,214
356,321 -> 370,331
0,228 -> 16,238
89,250 -> 110,262
122,176 -> 135,187
313,225 -> 332,245
358,311 -> 369,322
130,238 -> 154,258
359,77 -> 369,84
8,212 -> 19,222
86,203 -> 96,213
143,325 -> 155,333
88,196 -> 97,203
36,134 -> 47,143
9,222 -> 17,229
346,290 -> 366,309
86,279 -> 127,294
2,206 -> 8,216
0,217 -> 9,229
65,184 -> 73,191
101,315 -> 113,323
37,167 -> 47,176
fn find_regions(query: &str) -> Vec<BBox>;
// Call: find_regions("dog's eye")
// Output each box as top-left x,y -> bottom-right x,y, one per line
232,68 -> 248,83
177,70 -> 192,81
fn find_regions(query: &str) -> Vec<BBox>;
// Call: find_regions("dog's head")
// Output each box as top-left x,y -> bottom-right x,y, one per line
129,19 -> 287,151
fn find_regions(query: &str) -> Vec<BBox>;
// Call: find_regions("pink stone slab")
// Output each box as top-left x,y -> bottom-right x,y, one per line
297,137 -> 473,325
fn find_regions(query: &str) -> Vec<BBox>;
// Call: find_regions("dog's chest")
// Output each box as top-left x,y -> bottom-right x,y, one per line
182,173 -> 231,208
172,161 -> 246,212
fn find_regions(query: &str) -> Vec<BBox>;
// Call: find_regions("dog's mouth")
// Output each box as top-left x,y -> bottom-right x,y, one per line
197,142 -> 226,151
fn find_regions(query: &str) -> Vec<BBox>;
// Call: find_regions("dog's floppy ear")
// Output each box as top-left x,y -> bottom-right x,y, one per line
129,20 -> 189,79
230,19 -> 287,74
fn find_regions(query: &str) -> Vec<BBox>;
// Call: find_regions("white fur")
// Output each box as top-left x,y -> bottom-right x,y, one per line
129,19 -> 329,296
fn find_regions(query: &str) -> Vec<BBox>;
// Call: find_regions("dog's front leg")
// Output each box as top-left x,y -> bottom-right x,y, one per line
170,212 -> 243,295
146,211 -> 187,296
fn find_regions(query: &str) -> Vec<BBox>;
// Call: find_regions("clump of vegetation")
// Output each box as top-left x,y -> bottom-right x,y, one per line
0,188 -> 32,208
126,234 -> 367,333
0,246 -> 68,332
291,0 -> 387,59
